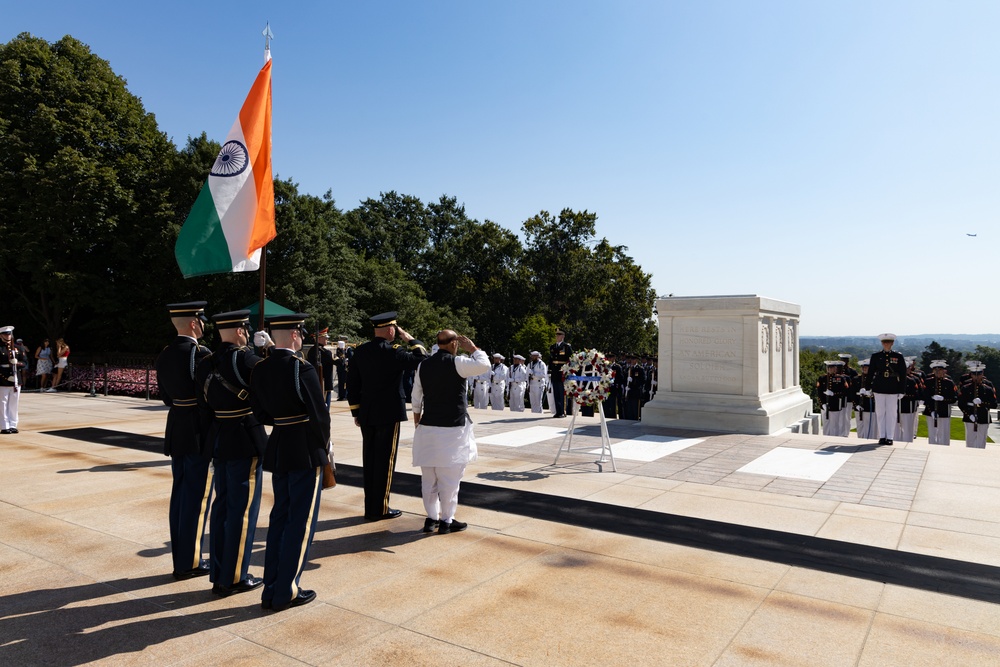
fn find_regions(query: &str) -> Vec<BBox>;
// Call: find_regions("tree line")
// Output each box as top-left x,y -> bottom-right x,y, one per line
0,34 -> 658,357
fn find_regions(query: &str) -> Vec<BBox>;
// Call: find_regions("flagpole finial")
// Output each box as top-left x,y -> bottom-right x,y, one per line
262,22 -> 274,60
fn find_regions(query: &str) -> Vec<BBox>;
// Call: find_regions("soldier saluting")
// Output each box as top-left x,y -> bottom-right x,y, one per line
861,333 -> 907,445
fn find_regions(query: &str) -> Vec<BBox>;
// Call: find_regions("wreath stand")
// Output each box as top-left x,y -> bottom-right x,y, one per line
553,397 -> 617,472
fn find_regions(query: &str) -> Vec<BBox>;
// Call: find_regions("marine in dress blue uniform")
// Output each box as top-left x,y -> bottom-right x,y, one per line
923,359 -> 957,445
307,327 -> 335,408
196,310 -> 265,596
250,313 -> 331,611
862,333 -> 907,445
347,311 -> 427,520
155,301 -> 214,579
958,363 -> 998,449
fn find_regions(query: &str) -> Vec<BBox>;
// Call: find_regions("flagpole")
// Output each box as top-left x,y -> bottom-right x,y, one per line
256,22 -> 274,331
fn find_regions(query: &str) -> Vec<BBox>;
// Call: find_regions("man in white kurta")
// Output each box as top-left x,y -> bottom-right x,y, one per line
411,331 -> 491,534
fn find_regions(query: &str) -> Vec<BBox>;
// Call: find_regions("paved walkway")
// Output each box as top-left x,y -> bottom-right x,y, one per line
4,392 -> 1000,666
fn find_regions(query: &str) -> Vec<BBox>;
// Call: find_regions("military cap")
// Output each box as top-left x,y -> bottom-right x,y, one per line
838,353 -> 851,360
824,360 -> 844,367
555,328 -> 566,335
167,301 -> 208,322
877,333 -> 897,342
313,327 -> 330,338
904,357 -> 916,365
268,313 -> 310,332
530,350 -> 541,356
859,358 -> 871,366
930,360 -> 947,369
493,353 -> 505,360
0,325 -> 13,334
212,309 -> 251,329
369,311 -> 398,327
513,354 -> 525,360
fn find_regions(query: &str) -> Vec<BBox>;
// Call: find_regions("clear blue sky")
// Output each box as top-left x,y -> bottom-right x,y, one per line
6,1 -> 998,337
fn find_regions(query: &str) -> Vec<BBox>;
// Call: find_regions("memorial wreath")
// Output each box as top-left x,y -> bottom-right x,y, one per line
563,349 -> 615,407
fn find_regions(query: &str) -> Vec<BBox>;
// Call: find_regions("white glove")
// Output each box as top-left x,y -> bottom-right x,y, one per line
973,398 -> 982,406
932,394 -> 944,402
971,415 -> 977,423
254,331 -> 273,347
824,390 -> 834,396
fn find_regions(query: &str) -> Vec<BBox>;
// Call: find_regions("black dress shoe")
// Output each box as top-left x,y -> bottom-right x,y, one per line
439,519 -> 467,534
886,439 -> 893,445
8,428 -> 17,433
173,560 -> 211,580
422,518 -> 440,533
0,430 -> 10,435
365,509 -> 402,521
213,576 -> 264,596
261,599 -> 272,610
271,589 -> 316,612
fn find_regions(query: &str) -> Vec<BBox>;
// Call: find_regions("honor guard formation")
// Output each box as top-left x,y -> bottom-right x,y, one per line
816,333 -> 998,447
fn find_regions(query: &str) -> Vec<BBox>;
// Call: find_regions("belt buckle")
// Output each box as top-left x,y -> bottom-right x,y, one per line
237,389 -> 249,401
884,371 -> 890,377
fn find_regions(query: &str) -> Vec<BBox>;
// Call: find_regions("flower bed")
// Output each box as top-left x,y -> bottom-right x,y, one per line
66,365 -> 160,399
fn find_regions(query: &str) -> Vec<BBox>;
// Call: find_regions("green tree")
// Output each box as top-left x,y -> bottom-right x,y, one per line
510,314 -> 555,360
522,208 -> 655,353
0,33 -> 178,349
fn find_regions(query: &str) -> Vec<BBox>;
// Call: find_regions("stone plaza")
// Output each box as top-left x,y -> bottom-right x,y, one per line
3,389 -> 1000,666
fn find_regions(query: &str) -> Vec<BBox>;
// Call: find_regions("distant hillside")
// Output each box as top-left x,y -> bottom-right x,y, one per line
801,334 -> 1000,355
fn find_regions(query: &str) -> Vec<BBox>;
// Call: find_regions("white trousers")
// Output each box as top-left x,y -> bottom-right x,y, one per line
874,393 -> 900,440
0,386 -> 19,429
473,382 -> 489,409
855,408 -> 878,440
490,382 -> 506,410
965,422 -> 988,449
509,381 -> 526,412
895,411 -> 918,442
822,408 -> 850,437
926,414 -> 950,445
420,464 -> 467,523
529,380 -> 545,413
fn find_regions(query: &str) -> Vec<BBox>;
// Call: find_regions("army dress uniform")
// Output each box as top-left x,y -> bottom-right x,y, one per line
549,331 -> 573,418
250,314 -> 331,611
196,311 -> 266,595
923,360 -> 958,445
306,328 -> 335,408
155,302 -> 214,579
347,312 -> 426,520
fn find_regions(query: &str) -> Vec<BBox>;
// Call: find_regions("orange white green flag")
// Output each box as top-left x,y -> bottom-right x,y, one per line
174,51 -> 275,278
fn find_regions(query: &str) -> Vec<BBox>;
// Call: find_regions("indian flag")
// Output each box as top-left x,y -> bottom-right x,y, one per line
175,54 -> 275,278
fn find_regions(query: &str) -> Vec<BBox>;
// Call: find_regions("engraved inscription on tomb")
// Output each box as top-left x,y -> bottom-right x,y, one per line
672,318 -> 742,394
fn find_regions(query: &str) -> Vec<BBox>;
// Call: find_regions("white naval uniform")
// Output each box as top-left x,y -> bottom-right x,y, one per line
528,359 -> 548,413
508,363 -> 528,412
472,370 -> 490,409
489,363 -> 508,410
411,350 -> 491,523
0,347 -> 22,430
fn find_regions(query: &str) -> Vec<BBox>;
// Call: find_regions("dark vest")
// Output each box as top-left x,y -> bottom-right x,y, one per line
418,351 -> 468,428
